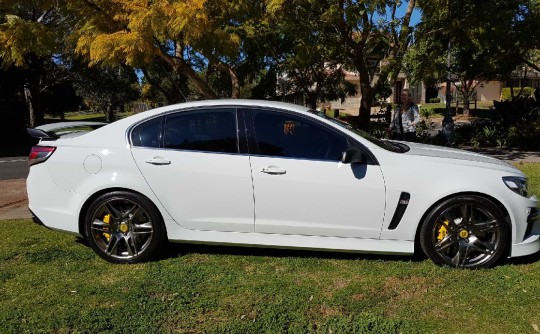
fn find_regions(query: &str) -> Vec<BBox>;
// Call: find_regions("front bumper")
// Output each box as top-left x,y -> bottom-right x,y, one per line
511,205 -> 540,257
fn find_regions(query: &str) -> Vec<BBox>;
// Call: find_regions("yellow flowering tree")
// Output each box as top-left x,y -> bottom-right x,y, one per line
0,0 -> 70,126
73,0 -> 267,99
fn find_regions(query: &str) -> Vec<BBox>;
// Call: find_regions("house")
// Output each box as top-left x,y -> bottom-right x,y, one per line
330,64 -> 540,112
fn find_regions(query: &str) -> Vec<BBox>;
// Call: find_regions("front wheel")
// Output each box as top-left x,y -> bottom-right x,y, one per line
420,195 -> 509,269
84,191 -> 165,263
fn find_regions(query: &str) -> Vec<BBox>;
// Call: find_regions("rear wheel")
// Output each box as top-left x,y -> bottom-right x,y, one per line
84,191 -> 165,263
420,195 -> 509,269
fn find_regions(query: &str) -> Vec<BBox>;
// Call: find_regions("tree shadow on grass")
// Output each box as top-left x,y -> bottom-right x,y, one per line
465,147 -> 540,162
155,240 -> 421,264
503,251 -> 540,266
75,236 -> 540,268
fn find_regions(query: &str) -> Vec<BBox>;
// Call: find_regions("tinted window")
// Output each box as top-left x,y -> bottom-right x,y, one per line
164,109 -> 238,153
252,110 -> 348,161
131,116 -> 163,148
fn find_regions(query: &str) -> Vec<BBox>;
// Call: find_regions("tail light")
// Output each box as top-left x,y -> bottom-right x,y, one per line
28,146 -> 56,166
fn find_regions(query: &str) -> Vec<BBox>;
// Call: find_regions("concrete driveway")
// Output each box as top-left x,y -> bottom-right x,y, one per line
0,157 -> 30,220
0,178 -> 29,220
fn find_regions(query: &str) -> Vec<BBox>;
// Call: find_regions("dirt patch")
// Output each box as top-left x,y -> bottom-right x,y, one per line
0,179 -> 30,219
0,200 -> 30,220
0,179 -> 27,207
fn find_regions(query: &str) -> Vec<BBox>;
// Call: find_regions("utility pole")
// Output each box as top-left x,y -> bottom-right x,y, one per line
442,0 -> 454,146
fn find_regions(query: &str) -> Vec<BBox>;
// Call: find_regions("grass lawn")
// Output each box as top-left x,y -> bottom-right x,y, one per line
1,163 -> 539,333
419,101 -> 494,117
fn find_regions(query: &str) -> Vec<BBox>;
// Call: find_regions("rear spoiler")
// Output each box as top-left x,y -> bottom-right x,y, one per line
27,121 -> 107,140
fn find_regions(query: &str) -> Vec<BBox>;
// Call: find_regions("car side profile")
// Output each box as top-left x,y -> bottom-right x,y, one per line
27,100 -> 539,268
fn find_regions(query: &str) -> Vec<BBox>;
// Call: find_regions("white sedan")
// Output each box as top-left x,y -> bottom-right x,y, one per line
26,100 -> 539,268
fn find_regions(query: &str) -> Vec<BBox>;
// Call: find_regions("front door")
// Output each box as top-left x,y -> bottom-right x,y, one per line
130,108 -> 254,233
247,108 -> 386,239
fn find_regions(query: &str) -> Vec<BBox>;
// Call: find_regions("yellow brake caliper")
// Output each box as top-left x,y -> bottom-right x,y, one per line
103,214 -> 111,241
437,220 -> 449,241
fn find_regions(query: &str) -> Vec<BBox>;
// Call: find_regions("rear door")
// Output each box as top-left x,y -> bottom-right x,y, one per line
246,108 -> 386,239
130,107 -> 255,233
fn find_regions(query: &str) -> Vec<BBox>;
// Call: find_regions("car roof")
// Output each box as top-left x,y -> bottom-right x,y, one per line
138,99 -> 311,119
60,99 -> 379,150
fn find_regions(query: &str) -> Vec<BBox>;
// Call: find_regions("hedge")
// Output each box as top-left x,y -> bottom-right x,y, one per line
501,87 -> 535,101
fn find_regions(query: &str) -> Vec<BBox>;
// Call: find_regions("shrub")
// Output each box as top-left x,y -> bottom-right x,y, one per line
420,108 -> 434,118
429,97 -> 441,103
500,87 -> 535,101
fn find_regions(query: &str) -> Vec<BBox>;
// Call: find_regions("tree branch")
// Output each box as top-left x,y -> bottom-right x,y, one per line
141,67 -> 170,100
521,57 -> 540,73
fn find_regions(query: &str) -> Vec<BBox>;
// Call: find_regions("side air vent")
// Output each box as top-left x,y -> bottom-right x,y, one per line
388,192 -> 411,230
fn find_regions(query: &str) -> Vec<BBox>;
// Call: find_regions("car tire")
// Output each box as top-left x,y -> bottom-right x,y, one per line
420,195 -> 509,269
84,191 -> 166,264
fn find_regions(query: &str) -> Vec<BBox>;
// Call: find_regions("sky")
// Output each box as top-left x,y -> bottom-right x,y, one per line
394,3 -> 422,26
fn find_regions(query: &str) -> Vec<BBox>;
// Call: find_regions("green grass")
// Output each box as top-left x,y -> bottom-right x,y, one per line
419,101 -> 495,117
516,162 -> 540,196
1,163 -> 539,333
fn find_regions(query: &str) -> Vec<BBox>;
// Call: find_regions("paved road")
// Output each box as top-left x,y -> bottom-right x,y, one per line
0,157 -> 29,180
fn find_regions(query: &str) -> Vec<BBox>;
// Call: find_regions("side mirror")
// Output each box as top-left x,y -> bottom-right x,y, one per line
341,147 -> 365,164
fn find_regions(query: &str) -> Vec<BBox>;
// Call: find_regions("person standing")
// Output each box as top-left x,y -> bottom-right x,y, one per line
388,89 -> 420,142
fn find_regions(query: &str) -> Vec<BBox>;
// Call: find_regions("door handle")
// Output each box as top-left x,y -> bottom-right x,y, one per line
260,166 -> 286,175
145,157 -> 171,165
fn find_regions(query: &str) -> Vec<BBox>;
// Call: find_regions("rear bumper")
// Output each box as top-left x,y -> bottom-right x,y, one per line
27,164 -> 84,236
29,208 -> 46,227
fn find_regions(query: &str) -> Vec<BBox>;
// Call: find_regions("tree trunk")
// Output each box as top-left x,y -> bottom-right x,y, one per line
306,93 -> 317,110
23,55 -> 46,128
459,80 -> 475,116
357,86 -> 374,130
180,64 -> 219,99
105,104 -> 115,123
462,94 -> 470,116
229,66 -> 240,99
158,47 -> 218,100
141,67 -> 179,104
24,79 -> 43,128
386,0 -> 417,84
356,59 -> 374,131
213,59 -> 240,98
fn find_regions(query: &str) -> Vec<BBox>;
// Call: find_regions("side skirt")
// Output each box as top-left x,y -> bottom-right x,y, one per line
163,220 -> 414,255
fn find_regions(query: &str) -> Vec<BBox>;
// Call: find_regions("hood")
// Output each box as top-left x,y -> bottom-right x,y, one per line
403,142 -> 515,169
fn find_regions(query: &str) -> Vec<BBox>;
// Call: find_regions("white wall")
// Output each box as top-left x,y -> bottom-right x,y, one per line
476,81 -> 502,101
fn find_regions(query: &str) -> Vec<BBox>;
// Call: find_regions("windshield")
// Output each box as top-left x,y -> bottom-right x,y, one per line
307,110 -> 408,153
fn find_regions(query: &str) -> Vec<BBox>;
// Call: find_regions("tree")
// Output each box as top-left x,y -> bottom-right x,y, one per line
73,0 -> 274,100
269,1 -> 357,109
0,0 -> 71,127
140,58 -> 192,105
278,61 -> 357,109
0,66 -> 32,155
272,0 -> 417,130
406,0 -> 540,115
71,62 -> 139,122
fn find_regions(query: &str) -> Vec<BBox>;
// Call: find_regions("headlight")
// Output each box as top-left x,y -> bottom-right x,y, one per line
502,176 -> 528,197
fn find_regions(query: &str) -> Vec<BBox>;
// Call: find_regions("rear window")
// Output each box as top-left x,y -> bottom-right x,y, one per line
131,116 -> 163,148
163,109 -> 238,153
